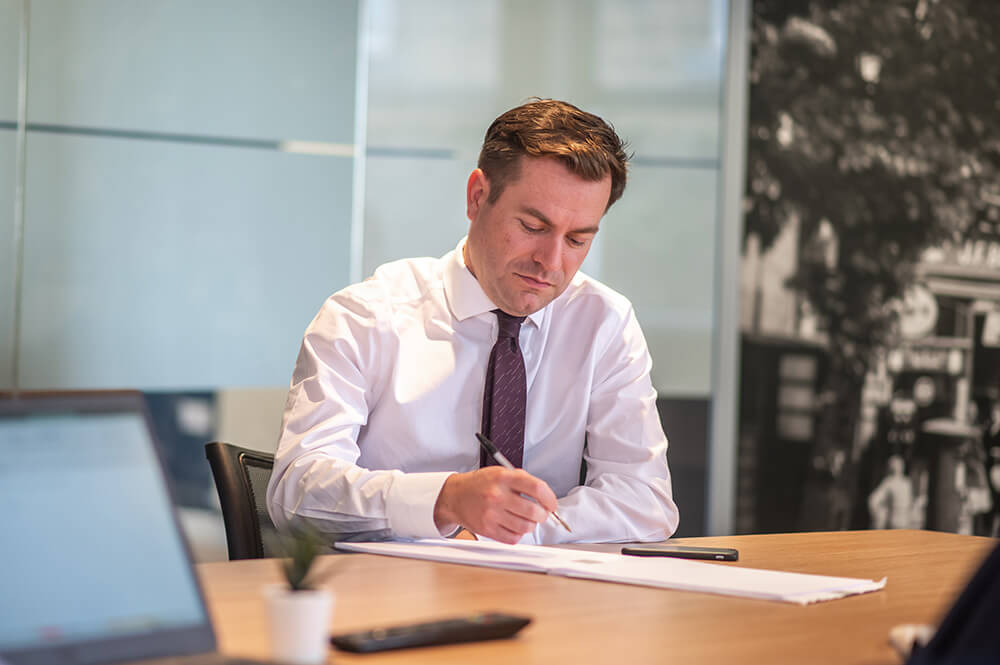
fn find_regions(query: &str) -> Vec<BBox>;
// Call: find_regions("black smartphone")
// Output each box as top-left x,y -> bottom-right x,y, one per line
621,545 -> 739,561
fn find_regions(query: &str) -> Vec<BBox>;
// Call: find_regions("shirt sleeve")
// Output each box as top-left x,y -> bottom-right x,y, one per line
527,306 -> 679,545
265,289 -> 454,541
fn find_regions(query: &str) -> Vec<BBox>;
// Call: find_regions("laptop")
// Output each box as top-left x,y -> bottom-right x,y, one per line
0,392 -> 280,665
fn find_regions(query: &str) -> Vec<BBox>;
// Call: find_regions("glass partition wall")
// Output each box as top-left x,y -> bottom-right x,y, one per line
1,0 -> 21,390
1,0 -> 744,549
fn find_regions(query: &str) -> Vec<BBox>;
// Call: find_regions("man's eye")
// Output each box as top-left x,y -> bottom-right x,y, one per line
567,236 -> 586,248
520,220 -> 543,233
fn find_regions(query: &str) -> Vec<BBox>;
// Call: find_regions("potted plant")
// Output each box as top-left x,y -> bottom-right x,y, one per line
264,525 -> 336,665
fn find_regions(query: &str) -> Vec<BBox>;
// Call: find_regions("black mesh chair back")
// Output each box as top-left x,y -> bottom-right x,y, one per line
205,441 -> 279,560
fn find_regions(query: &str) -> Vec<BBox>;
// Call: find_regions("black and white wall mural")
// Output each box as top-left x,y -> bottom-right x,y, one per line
737,0 -> 1000,537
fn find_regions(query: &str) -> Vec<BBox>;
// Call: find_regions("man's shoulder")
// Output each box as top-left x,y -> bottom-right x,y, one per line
370,255 -> 445,294
336,255 -> 446,310
549,273 -> 648,367
555,270 -> 635,322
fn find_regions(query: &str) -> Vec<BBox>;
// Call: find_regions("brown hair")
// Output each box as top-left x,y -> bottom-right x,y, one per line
478,99 -> 630,211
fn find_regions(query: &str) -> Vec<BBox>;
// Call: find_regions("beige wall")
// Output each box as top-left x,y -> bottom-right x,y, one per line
215,388 -> 287,453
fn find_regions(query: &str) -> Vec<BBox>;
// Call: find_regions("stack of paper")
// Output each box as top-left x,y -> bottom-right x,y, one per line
335,539 -> 886,605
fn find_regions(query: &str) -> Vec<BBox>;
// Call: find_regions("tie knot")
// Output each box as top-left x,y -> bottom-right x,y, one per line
494,310 -> 525,339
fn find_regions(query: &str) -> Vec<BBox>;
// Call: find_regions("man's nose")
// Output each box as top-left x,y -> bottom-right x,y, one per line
532,235 -> 561,272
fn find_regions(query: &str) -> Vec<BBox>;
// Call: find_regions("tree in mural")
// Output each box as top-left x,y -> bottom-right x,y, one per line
745,0 -> 1000,528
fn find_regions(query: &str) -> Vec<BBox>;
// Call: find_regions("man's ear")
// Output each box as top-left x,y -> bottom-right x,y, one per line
466,169 -> 490,221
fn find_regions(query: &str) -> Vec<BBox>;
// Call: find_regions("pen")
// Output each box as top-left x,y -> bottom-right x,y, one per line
475,432 -> 572,533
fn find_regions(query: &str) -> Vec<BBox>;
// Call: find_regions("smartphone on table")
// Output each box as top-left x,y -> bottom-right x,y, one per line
621,544 -> 739,561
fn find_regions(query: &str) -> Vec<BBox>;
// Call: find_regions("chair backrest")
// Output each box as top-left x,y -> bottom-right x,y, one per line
204,441 -> 278,560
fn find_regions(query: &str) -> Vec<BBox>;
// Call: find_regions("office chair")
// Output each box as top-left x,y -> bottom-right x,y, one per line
205,441 -> 279,560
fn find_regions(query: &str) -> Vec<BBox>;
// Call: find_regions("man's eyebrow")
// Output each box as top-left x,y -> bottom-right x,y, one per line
521,206 -> 553,226
521,206 -> 600,235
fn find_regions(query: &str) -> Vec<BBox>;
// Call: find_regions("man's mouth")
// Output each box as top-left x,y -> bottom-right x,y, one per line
516,273 -> 553,288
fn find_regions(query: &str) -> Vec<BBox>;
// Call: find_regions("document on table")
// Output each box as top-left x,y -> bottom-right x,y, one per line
334,539 -> 887,605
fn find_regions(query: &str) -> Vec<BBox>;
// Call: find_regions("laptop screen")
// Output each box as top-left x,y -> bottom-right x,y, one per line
0,397 -> 208,655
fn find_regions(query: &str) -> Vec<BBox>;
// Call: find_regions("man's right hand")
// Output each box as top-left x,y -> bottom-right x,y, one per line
433,466 -> 559,544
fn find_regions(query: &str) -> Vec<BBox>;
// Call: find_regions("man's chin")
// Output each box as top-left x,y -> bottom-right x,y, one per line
507,294 -> 554,317
493,281 -> 561,316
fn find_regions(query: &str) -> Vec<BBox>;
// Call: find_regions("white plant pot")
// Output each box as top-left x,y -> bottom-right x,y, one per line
264,586 -> 335,665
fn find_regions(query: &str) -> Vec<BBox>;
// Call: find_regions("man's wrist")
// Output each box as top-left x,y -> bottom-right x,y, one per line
433,474 -> 460,531
385,470 -> 456,539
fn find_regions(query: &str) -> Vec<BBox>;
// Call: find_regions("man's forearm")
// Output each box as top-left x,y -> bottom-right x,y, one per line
529,472 -> 678,545
267,450 -> 456,540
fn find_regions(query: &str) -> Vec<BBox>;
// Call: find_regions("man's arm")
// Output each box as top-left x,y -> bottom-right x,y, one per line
530,307 -> 679,544
265,291 -> 454,541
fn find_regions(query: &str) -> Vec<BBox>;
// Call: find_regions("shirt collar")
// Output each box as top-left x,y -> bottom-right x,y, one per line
443,237 -> 545,329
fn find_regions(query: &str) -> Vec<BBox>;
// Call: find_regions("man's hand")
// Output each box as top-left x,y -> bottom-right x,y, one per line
434,467 -> 559,544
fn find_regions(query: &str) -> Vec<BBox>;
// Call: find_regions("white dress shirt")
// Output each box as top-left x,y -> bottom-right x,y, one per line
266,238 -> 678,544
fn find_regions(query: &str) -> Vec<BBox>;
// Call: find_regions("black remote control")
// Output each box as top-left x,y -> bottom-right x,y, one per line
329,612 -> 531,653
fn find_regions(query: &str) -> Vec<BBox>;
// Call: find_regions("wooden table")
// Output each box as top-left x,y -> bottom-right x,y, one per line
197,530 -> 996,665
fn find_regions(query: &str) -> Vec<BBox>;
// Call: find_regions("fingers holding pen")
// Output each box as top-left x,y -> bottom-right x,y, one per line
505,469 -> 559,515
433,467 -> 559,544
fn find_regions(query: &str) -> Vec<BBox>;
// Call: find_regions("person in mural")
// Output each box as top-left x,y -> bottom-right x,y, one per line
983,398 -> 1000,537
955,439 -> 992,536
868,454 -> 914,529
853,393 -> 919,529
910,469 -> 929,530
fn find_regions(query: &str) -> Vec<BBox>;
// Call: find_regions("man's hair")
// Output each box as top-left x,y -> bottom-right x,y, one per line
477,99 -> 630,211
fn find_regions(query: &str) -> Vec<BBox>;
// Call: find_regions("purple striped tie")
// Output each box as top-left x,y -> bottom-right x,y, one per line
481,310 -> 527,468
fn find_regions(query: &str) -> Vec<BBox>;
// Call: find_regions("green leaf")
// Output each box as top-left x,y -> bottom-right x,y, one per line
272,523 -> 337,591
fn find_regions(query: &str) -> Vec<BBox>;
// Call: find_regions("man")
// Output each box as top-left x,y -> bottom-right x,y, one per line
986,399 -> 1000,537
267,99 -> 678,545
867,455 -> 914,529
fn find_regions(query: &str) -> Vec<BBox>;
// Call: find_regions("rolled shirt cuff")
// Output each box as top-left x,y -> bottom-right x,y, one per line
385,471 -> 457,539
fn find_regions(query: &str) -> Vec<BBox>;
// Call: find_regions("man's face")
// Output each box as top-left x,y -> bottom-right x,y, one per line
463,157 -> 612,317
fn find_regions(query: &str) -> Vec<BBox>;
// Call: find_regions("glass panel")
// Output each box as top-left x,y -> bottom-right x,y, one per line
593,0 -> 727,160
28,0 -> 357,143
597,165 -> 719,395
362,154 -> 475,278
0,0 -> 17,389
0,132 -> 14,390
367,0 -> 500,152
366,0 -> 727,160
20,132 -> 353,389
0,0 -> 18,119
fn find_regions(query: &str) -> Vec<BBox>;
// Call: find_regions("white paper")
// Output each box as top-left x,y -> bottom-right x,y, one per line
335,539 -> 887,605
